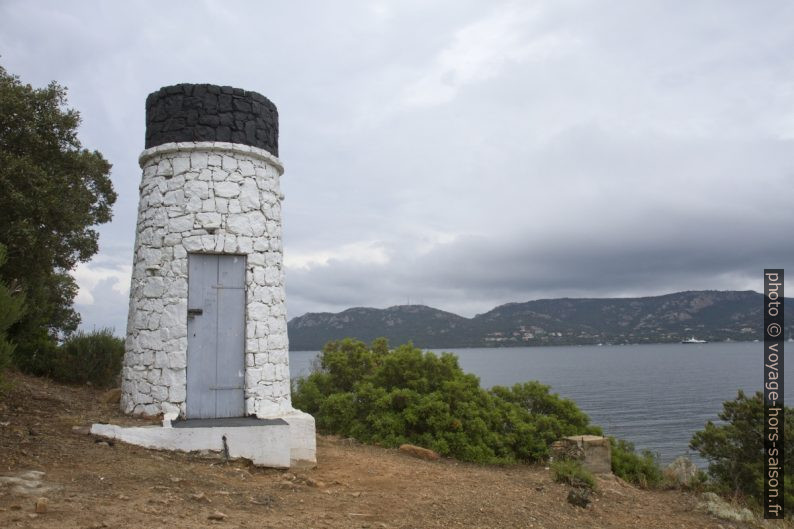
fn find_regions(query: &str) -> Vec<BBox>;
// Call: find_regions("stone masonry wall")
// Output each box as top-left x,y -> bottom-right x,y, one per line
121,141 -> 291,419
145,84 -> 278,155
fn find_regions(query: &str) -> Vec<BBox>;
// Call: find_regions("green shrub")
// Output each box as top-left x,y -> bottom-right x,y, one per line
609,437 -> 663,488
551,459 -> 597,490
687,469 -> 710,492
10,327 -> 58,377
690,390 -> 794,511
53,328 -> 124,387
293,338 -> 601,464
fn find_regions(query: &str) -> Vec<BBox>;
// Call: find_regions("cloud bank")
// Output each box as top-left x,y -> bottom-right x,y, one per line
1,0 -> 791,331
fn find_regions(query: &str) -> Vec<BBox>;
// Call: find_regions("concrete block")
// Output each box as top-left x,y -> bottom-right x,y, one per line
552,435 -> 612,474
282,410 -> 317,468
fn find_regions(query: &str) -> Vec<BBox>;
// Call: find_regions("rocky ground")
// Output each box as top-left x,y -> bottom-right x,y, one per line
0,371 -> 789,529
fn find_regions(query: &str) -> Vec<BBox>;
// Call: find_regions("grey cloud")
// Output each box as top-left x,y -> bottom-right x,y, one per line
1,1 -> 792,333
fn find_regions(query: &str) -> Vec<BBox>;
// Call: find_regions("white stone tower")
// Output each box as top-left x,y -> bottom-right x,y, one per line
119,84 -> 315,466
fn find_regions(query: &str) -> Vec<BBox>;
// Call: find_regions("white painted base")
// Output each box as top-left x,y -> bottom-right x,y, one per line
91,410 -> 317,469
91,421 -> 290,468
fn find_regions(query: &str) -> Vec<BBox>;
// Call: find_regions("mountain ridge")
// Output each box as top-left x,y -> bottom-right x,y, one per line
287,290 -> 793,350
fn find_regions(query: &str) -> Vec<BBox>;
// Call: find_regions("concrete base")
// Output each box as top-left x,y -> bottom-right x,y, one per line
91,419 -> 290,467
281,410 -> 317,468
553,435 -> 612,474
91,412 -> 317,468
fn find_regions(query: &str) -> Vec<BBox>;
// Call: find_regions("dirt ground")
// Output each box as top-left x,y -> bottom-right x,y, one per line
0,371 -> 786,529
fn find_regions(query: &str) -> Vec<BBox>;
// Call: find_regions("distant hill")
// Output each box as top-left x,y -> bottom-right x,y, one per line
287,305 -> 475,351
287,290 -> 793,351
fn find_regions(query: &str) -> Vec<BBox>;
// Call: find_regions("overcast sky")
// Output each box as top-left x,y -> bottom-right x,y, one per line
1,1 -> 792,333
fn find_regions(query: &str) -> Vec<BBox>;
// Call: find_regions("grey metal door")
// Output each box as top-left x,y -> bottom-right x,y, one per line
186,254 -> 246,418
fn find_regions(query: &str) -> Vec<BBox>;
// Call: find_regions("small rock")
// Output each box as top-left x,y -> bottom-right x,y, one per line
208,511 -> 227,521
697,492 -> 755,523
567,488 -> 591,508
28,513 -> 38,519
281,472 -> 296,481
95,441 -> 110,447
191,492 -> 211,503
351,492 -> 362,498
35,497 -> 48,513
117,494 -> 130,500
305,478 -> 324,488
398,444 -> 440,461
535,486 -> 545,492
170,477 -> 184,483
71,425 -> 91,435
249,495 -> 275,507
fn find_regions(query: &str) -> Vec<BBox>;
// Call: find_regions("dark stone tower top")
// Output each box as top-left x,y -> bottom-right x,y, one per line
145,84 -> 279,156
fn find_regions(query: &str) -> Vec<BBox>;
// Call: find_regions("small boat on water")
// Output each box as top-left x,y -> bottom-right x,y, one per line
681,337 -> 708,344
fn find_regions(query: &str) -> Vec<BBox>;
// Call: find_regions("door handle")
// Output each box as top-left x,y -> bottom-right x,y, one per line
187,308 -> 203,317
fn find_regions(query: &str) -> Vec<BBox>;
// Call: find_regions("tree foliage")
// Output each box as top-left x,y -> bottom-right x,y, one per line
690,390 -> 794,511
293,338 -> 602,464
0,244 -> 25,385
0,65 -> 115,358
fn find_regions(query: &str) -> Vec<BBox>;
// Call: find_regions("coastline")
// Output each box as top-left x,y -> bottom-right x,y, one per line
290,342 -> 783,466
